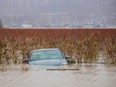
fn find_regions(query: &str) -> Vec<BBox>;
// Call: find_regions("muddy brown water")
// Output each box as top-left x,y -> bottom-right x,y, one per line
0,64 -> 116,87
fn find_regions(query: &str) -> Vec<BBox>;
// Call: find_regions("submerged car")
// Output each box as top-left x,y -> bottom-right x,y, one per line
24,48 -> 70,66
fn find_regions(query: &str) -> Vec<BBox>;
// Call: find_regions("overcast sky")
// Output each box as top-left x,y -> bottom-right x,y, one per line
0,0 -> 116,27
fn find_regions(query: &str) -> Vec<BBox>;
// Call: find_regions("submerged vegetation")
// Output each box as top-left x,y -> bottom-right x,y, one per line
0,28 -> 116,67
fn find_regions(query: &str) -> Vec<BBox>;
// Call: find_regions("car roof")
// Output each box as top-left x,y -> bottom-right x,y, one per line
32,48 -> 60,52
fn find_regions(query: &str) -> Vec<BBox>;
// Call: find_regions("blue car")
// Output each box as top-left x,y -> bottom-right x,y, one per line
24,48 -> 70,66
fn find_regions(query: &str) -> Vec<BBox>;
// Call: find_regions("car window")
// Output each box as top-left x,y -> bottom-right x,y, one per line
31,50 -> 63,61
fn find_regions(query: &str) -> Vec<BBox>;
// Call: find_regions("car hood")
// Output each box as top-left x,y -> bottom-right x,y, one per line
29,58 -> 66,66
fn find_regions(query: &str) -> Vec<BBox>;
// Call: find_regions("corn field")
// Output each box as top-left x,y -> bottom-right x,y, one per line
0,28 -> 116,66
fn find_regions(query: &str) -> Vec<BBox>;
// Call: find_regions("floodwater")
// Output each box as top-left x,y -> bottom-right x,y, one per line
0,64 -> 116,87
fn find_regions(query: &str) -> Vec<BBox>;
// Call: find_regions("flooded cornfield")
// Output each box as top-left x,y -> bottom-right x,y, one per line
0,64 -> 116,87
0,29 -> 116,87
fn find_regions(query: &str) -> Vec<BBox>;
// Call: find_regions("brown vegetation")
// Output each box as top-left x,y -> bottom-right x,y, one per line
0,28 -> 116,65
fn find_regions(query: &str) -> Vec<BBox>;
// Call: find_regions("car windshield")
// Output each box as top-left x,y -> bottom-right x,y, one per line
31,50 -> 63,61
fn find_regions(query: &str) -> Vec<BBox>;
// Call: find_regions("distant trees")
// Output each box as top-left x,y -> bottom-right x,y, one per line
0,19 -> 3,28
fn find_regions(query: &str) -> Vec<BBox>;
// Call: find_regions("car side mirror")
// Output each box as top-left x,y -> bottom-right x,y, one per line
65,55 -> 70,59
23,55 -> 29,64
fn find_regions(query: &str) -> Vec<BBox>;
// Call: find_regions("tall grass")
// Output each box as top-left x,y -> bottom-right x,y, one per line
0,29 -> 116,67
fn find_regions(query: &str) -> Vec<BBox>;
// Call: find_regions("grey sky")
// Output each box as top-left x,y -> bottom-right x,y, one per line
0,0 -> 116,27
